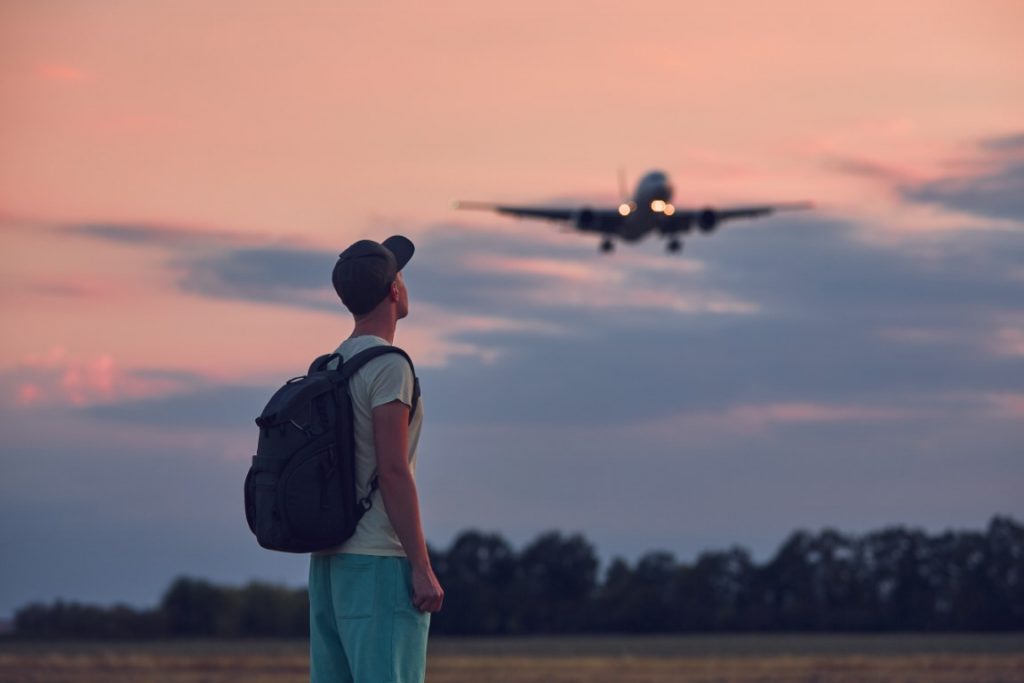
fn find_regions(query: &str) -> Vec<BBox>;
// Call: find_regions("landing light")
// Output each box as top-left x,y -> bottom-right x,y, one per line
663,204 -> 675,216
618,203 -> 631,216
650,200 -> 666,213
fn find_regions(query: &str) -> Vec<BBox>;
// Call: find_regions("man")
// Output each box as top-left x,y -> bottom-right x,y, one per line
309,235 -> 444,683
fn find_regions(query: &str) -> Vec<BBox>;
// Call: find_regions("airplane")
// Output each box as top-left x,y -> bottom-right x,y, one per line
455,170 -> 812,254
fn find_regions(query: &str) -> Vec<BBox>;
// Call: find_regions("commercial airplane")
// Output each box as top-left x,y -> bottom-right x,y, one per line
456,170 -> 812,254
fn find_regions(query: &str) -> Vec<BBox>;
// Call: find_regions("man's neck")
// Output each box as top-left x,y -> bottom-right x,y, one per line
349,318 -> 396,345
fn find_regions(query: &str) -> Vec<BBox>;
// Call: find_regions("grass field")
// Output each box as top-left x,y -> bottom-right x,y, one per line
1,634 -> 1022,683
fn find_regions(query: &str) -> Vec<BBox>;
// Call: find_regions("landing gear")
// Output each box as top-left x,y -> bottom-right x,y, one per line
600,238 -> 615,253
667,238 -> 683,254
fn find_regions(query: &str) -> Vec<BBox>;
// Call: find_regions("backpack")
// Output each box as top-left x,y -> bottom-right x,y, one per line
244,345 -> 420,553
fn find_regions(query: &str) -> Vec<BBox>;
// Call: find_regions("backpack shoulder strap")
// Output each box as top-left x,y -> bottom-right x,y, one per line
335,345 -> 420,419
335,345 -> 421,511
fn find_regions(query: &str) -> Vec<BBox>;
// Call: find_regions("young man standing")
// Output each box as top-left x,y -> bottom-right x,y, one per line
309,235 -> 443,683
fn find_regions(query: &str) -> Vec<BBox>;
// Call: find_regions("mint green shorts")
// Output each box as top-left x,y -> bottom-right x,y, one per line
309,554 -> 430,683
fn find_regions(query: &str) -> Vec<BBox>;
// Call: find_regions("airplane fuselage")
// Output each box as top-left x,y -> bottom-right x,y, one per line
617,170 -> 679,242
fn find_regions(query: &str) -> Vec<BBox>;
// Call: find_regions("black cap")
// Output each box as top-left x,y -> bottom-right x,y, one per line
332,235 -> 415,315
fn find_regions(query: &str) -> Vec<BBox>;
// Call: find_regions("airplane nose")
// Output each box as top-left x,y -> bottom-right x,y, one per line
651,185 -> 672,202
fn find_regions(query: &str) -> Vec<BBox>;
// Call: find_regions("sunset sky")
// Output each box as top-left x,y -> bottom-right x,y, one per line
1,0 -> 1022,617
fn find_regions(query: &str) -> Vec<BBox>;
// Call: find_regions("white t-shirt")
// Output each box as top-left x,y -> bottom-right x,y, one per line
314,334 -> 423,556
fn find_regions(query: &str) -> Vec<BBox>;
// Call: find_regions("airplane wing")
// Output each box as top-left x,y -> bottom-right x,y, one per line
713,202 -> 814,222
455,201 -> 573,222
455,201 -> 625,233
665,202 -> 813,233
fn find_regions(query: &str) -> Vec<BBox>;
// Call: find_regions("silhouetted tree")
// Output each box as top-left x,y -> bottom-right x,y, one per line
678,547 -> 755,631
984,516 -> 1024,628
516,531 -> 599,632
238,582 -> 308,636
594,551 -> 680,632
13,600 -> 164,639
432,531 -> 520,634
10,517 -> 1023,638
160,577 -> 241,636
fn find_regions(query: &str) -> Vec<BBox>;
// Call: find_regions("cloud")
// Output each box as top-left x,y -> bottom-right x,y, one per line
826,157 -> 918,186
420,313 -> 1024,430
991,326 -> 1024,357
404,213 -> 1024,430
41,197 -> 1024,434
82,383 -> 268,429
981,393 -> 1024,419
454,248 -> 753,316
24,278 -> 111,299
630,390 -> 1024,442
90,209 -> 1020,432
2,346 -> 276,430
127,220 -> 766,359
718,401 -> 919,426
37,64 -> 89,82
904,161 -> 1024,223
68,211 -> 966,337
61,219 -> 345,311
61,221 -> 258,248
827,132 -> 1024,231
468,253 -> 630,285
3,348 -> 210,409
173,245 -> 339,312
834,131 -> 1024,225
406,221 -> 767,324
981,132 -> 1024,153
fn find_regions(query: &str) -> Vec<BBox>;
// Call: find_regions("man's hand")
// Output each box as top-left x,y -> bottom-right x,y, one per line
411,564 -> 444,613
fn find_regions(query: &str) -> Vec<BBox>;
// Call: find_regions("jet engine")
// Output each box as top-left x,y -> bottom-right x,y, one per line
574,207 -> 595,229
698,208 -> 719,233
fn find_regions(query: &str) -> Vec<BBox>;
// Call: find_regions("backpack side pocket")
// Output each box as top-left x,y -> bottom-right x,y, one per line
245,454 -> 290,549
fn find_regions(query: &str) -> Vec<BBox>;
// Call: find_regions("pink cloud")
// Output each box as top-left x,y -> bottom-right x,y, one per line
627,400 -> 923,443
61,353 -> 116,406
522,283 -> 758,316
826,156 -> 925,187
26,277 -> 112,299
469,254 -> 617,285
877,326 -> 960,345
36,63 -> 89,82
992,327 -> 1024,357
979,393 -> 1024,419
459,251 -> 749,315
398,301 -> 568,369
879,320 -> 1024,361
17,383 -> 42,406
726,402 -> 910,426
10,348 -> 200,408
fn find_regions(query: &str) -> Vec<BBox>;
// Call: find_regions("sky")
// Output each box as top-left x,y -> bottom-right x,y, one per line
1,0 -> 1022,618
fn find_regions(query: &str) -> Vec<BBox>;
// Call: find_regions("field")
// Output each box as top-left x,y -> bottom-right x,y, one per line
1,634 -> 1022,683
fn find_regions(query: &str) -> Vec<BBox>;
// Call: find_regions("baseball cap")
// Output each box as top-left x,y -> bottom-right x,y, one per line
332,235 -> 415,315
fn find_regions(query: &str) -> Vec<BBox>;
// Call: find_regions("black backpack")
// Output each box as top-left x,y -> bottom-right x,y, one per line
244,345 -> 420,553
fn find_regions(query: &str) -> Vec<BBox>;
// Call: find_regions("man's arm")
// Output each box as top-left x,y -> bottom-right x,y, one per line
372,400 -> 444,613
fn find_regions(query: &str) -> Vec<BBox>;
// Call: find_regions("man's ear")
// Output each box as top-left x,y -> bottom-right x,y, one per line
390,280 -> 400,301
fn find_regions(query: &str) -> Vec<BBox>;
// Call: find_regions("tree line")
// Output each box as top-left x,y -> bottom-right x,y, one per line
11,516 -> 1023,638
